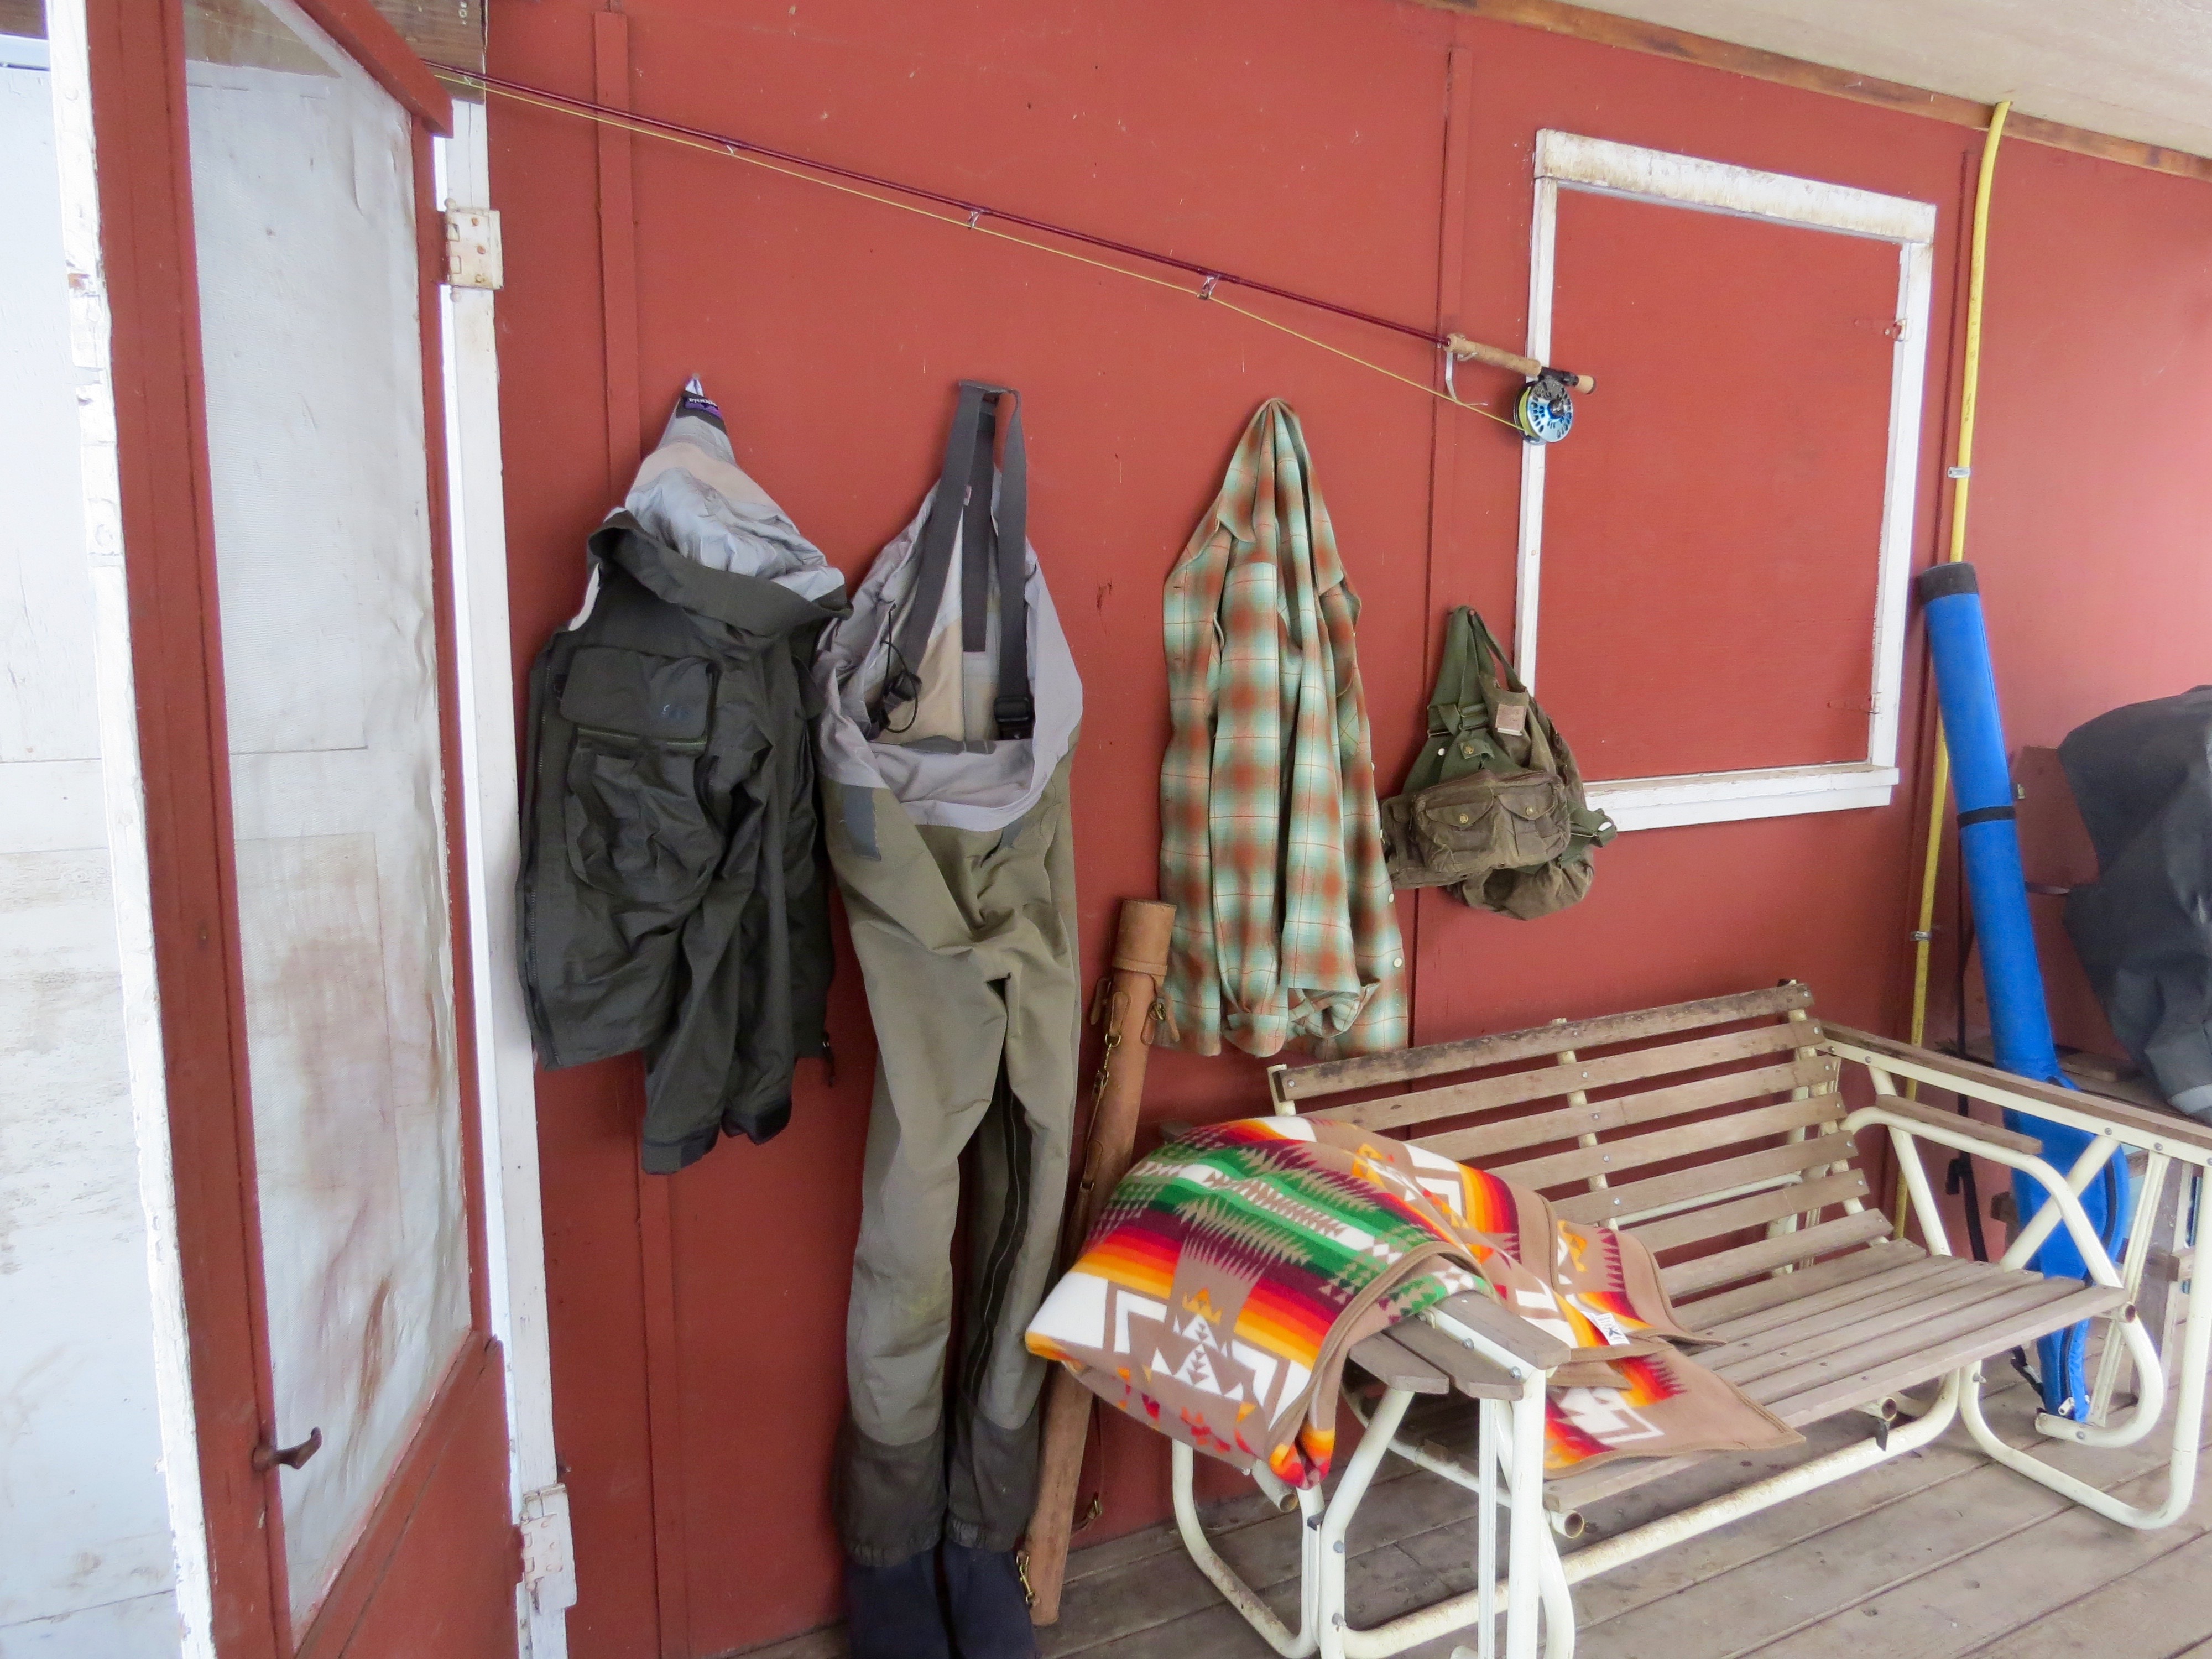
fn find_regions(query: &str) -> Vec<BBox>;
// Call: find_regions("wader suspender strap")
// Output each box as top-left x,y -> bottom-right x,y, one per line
990,393 -> 1032,739
879,382 -> 1034,740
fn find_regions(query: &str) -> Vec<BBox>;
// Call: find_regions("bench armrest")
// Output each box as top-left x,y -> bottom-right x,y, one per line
1843,1097 -> 2126,1289
1824,1022 -> 2212,1159
1863,1092 -> 2042,1157
1422,1291 -> 1574,1375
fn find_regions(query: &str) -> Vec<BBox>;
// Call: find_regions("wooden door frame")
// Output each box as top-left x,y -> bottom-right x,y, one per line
436,87 -> 581,1656
72,0 -> 493,1651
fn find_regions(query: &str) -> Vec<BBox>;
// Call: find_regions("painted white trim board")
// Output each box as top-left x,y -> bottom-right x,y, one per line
435,99 -> 575,1658
1514,131 -> 1937,832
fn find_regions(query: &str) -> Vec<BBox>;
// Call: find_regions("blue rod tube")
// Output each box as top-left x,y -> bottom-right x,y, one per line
1917,562 -> 2128,1418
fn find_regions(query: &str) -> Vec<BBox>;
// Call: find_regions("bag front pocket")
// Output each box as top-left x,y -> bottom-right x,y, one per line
559,645 -> 721,906
1409,769 -> 1572,878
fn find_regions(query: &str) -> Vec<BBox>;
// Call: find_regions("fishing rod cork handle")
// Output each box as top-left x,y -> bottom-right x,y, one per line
1447,333 -> 1597,394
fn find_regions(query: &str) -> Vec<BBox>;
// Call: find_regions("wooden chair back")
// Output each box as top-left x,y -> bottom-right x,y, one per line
1271,984 -> 1886,1304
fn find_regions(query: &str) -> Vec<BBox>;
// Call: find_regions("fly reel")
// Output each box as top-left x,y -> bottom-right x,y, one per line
1442,336 -> 1594,445
1513,369 -> 1578,445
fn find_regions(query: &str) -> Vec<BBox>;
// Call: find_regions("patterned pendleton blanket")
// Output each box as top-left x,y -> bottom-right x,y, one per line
1024,1118 -> 1797,1486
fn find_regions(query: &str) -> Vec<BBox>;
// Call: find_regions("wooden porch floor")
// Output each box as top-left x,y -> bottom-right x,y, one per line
743,1367 -> 2212,1659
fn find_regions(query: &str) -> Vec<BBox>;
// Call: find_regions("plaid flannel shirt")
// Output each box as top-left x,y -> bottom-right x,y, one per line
1159,400 -> 1407,1057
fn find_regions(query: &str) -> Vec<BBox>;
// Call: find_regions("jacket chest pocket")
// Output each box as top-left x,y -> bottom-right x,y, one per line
559,645 -> 721,906
1410,768 -> 1572,876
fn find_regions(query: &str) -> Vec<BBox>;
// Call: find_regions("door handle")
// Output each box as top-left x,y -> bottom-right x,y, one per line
253,1427 -> 324,1472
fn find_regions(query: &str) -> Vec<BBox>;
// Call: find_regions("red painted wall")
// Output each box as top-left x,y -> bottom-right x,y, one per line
485,4 -> 2212,1652
1540,191 -> 1898,779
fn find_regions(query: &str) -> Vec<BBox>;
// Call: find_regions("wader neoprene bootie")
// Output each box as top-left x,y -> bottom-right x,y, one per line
942,1541 -> 1037,1659
816,383 -> 1084,1567
843,1550 -> 951,1659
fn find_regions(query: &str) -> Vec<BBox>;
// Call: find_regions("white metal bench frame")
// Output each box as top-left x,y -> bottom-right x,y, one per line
1165,989 -> 2212,1659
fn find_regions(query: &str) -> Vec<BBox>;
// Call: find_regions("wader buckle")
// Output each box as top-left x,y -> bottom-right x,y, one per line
995,693 -> 1036,740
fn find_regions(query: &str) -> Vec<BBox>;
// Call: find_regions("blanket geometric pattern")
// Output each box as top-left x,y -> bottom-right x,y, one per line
1025,1118 -> 1798,1486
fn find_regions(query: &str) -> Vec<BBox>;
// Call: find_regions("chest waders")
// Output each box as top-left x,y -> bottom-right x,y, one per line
815,385 -> 1083,1641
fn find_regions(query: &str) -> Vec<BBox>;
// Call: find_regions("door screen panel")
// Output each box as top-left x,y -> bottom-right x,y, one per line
184,0 -> 468,1624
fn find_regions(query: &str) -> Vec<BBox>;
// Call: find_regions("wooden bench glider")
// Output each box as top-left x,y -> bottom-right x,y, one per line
1166,983 -> 2212,1659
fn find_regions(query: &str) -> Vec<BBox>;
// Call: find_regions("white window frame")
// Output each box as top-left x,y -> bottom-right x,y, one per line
1514,129 -> 1937,832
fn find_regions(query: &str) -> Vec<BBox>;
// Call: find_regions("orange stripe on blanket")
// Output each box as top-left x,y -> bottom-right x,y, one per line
1080,1232 -> 1340,1365
1079,1232 -> 1178,1296
1545,1411 -> 1611,1472
1236,1282 -> 1336,1355
1609,1354 -> 1684,1408
1459,1165 -> 1520,1237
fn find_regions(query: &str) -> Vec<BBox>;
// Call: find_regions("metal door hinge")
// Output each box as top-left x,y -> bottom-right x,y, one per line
445,207 -> 503,290
518,1483 -> 578,1613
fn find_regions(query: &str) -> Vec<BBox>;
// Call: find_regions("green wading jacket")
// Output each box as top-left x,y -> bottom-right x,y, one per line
519,390 -> 848,1171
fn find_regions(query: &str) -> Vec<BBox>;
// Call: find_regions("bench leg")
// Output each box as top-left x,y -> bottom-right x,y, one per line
1959,1196 -> 2210,1531
1336,1374 -> 1574,1659
1367,1375 -> 1964,1657
1475,1398 -> 1500,1659
1171,1437 -> 1323,1658
1172,1384 -> 1572,1659
2088,1153 -> 2173,1434
1501,1371 -> 1559,1659
1337,1396 -> 1575,1659
1316,1387 -> 1416,1659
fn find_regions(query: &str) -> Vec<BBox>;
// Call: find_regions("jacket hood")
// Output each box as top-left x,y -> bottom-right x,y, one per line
618,378 -> 848,606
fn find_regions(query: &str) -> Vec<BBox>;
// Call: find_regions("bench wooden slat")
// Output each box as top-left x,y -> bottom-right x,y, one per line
1659,1210 -> 1893,1296
1386,1316 -> 1521,1400
1629,1170 -> 1869,1255
1333,1021 -> 1821,1136
1673,1238 -> 1924,1325
1347,1331 -> 1451,1395
1718,1266 -> 2048,1386
1483,1094 -> 1844,1192
1543,1263 -> 2121,1512
1693,1253 -> 1969,1347
1415,1055 -> 1837,1168
1765,1281 -> 2123,1425
1745,1276 -> 2086,1406
1700,1254 -> 1991,1356
1277,983 -> 1815,1100
1552,1130 -> 1857,1226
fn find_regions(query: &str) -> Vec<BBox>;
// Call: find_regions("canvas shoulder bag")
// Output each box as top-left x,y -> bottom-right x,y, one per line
1380,606 -> 1615,920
